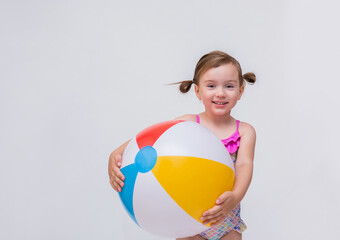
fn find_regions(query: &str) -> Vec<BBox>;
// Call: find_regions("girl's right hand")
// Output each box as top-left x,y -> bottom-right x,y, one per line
108,150 -> 125,192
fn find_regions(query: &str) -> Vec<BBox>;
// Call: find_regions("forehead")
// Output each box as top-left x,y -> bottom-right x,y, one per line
200,64 -> 239,82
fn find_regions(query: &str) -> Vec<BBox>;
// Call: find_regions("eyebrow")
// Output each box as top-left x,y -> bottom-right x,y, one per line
203,79 -> 238,83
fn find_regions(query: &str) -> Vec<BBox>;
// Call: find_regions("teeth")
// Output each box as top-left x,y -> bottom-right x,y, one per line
213,102 -> 226,105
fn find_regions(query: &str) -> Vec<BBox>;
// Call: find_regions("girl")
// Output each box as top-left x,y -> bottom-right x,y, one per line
108,50 -> 256,240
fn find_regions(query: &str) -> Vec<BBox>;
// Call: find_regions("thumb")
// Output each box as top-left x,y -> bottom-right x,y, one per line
115,154 -> 122,167
216,191 -> 231,204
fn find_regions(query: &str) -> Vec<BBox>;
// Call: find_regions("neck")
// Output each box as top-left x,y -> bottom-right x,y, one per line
200,111 -> 234,126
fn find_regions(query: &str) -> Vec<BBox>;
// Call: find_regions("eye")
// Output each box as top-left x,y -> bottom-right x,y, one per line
207,84 -> 215,88
226,85 -> 234,89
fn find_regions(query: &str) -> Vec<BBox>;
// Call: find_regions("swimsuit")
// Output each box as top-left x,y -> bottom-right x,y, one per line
196,115 -> 247,240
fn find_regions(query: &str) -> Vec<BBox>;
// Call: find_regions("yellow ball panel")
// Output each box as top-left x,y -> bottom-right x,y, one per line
152,156 -> 235,224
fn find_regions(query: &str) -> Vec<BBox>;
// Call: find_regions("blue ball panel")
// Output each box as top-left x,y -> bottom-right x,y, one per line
135,146 -> 157,173
119,164 -> 139,225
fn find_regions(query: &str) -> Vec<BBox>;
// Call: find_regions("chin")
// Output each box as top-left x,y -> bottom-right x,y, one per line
212,110 -> 230,116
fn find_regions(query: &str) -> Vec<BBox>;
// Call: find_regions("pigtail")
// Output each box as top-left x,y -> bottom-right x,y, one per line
243,72 -> 256,85
169,80 -> 194,93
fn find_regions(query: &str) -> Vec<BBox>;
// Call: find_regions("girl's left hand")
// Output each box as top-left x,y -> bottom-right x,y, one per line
200,191 -> 238,226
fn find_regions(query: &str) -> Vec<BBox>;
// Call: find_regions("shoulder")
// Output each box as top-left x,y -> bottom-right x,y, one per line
238,121 -> 256,140
174,114 -> 197,122
237,121 -> 256,157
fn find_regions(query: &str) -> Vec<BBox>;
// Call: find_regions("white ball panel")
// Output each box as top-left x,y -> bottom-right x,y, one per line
133,172 -> 209,238
121,137 -> 138,168
153,121 -> 234,171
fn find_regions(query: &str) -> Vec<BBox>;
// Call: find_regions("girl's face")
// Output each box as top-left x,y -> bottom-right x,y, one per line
194,63 -> 244,116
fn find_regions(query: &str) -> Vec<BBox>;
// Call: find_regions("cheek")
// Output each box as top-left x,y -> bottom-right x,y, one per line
228,91 -> 239,99
204,93 -> 214,101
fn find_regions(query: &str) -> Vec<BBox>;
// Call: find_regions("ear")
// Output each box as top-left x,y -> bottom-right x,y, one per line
194,84 -> 201,100
237,84 -> 245,100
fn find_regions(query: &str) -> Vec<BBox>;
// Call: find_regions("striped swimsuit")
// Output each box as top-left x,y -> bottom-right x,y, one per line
196,115 -> 247,240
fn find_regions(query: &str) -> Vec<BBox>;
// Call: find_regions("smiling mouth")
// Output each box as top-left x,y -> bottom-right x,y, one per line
212,101 -> 228,105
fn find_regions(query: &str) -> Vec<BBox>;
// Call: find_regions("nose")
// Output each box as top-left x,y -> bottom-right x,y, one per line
216,86 -> 226,98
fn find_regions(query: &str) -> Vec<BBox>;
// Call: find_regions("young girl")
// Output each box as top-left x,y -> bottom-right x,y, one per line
108,50 -> 256,240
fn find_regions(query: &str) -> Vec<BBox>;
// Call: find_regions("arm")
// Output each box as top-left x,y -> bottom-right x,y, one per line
228,123 -> 256,204
108,139 -> 131,192
201,123 -> 256,226
174,114 -> 196,121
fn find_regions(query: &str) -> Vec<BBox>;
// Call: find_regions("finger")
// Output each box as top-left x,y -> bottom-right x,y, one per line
208,214 -> 225,225
109,171 -> 125,189
203,214 -> 225,225
201,208 -> 223,221
210,217 -> 225,227
109,170 -> 125,189
119,172 -> 125,181
110,179 -> 119,192
112,180 -> 122,192
109,179 -> 115,189
113,167 -> 125,182
115,155 -> 122,167
216,191 -> 232,204
114,175 -> 125,188
202,205 -> 223,218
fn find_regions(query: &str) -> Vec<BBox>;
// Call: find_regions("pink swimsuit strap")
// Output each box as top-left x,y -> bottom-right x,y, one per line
196,114 -> 200,124
196,114 -> 241,155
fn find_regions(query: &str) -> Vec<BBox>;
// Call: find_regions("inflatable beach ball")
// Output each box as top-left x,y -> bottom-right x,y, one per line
118,120 -> 235,238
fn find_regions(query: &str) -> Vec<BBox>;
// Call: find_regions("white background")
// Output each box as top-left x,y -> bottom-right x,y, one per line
1,0 -> 340,239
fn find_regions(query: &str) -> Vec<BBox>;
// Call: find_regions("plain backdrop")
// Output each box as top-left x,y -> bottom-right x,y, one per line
1,0 -> 340,239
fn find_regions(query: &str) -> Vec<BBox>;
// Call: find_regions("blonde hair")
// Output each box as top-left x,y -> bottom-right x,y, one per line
175,50 -> 256,93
